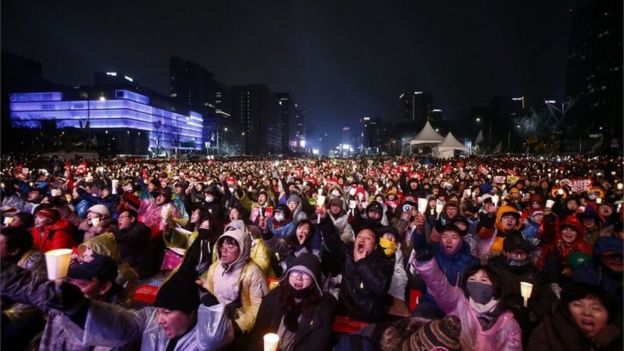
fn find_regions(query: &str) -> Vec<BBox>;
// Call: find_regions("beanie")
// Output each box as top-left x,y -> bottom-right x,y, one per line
287,193 -> 301,206
88,204 -> 111,219
281,253 -> 322,295
405,315 -> 462,351
503,231 -> 531,253
154,269 -> 200,313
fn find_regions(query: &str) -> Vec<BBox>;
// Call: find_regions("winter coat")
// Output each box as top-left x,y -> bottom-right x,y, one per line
2,250 -> 46,322
324,226 -> 393,322
573,237 -> 624,300
536,232 -> 592,270
268,218 -> 296,240
411,228 -> 479,316
413,259 -> 522,351
249,286 -> 336,351
138,200 -> 181,238
201,229 -> 268,333
528,301 -> 622,351
31,218 -> 75,252
114,221 -> 151,273
76,190 -> 121,221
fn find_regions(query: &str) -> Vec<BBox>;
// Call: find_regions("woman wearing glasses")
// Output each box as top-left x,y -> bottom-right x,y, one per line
249,253 -> 336,351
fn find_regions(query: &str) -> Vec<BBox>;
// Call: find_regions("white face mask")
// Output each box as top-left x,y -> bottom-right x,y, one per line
331,190 -> 341,197
229,187 -> 235,194
274,212 -> 285,222
205,195 -> 214,203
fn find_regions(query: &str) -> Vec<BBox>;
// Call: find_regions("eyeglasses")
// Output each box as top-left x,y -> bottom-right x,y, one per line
289,270 -> 312,281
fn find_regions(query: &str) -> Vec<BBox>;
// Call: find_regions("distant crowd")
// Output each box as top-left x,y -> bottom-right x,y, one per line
1,154 -> 622,350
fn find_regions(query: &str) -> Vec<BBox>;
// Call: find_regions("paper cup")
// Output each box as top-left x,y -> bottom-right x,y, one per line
520,281 -> 533,307
435,202 -> 444,214
317,195 -> 326,207
417,198 -> 428,213
111,179 -> 119,194
44,249 -> 73,280
349,200 -> 357,209
263,333 -> 280,351
545,199 -> 555,209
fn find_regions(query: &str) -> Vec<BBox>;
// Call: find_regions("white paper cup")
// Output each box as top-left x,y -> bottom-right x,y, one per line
349,200 -> 357,209
417,198 -> 428,213
45,249 -> 73,280
520,281 -> 533,307
545,199 -> 555,209
263,333 -> 280,351
111,179 -> 119,194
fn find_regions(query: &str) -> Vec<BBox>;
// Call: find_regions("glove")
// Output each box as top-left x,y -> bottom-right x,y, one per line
224,293 -> 242,320
200,291 -> 219,307
413,247 -> 433,262
46,281 -> 86,314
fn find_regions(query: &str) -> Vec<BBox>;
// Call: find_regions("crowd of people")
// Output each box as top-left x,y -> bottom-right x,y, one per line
0,154 -> 622,351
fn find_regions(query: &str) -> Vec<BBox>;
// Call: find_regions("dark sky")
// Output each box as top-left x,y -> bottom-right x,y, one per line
2,0 -> 583,148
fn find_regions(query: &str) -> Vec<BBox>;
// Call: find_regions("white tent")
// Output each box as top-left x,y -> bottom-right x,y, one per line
409,121 -> 444,146
432,132 -> 470,158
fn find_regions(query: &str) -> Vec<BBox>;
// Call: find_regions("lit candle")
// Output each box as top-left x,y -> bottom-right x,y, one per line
44,248 -> 73,280
520,281 -> 533,307
263,333 -> 280,351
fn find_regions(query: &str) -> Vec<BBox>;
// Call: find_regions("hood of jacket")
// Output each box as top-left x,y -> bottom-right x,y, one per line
216,227 -> 251,272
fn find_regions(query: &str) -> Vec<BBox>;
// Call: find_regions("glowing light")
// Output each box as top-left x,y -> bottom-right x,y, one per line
124,75 -> 133,82
106,72 -> 117,76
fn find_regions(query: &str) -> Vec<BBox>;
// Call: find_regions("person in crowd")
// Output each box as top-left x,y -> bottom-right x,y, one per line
538,215 -> 592,283
286,193 -> 308,225
352,201 -> 385,234
263,219 -> 320,277
113,209 -> 151,278
377,315 -> 462,351
78,204 -> 114,242
249,253 -> 336,351
327,197 -> 355,243
574,236 -> 623,301
4,212 -> 34,230
377,225 -> 409,313
578,209 -> 604,246
411,250 -> 522,350
322,212 -> 394,322
31,206 -> 75,252
200,226 -> 268,341
249,189 -> 274,226
265,204 -> 296,240
75,181 -> 121,221
1,226 -> 46,350
0,255 -> 136,350
478,205 -> 522,259
134,186 -> 182,238
487,231 -> 557,343
528,283 -> 622,351
411,220 -> 479,319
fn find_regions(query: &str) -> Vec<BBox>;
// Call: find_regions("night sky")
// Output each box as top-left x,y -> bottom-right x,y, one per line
2,0 -> 583,148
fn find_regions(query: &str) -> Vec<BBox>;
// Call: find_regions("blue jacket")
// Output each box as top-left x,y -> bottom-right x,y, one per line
573,236 -> 623,300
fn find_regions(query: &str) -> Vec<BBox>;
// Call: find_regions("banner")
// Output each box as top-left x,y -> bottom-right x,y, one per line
493,175 -> 506,184
569,178 -> 592,193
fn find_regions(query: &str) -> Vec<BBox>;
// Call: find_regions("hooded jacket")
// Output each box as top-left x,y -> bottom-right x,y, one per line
413,259 -> 522,351
32,218 -> 75,253
201,228 -> 268,333
573,237 -> 624,300
537,217 -> 592,270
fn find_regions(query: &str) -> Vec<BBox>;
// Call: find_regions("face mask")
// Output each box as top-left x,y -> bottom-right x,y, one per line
331,190 -> 341,197
274,213 -> 285,222
205,195 -> 214,203
229,187 -> 235,194
467,281 -> 494,304
379,237 -> 398,256
507,257 -> 529,267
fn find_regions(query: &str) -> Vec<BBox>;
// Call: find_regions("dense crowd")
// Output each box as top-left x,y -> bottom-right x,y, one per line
0,154 -> 622,351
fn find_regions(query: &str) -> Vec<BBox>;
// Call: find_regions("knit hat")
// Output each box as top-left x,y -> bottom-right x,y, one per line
503,231 -> 531,253
35,208 -> 60,222
406,315 -> 462,351
378,226 -> 400,242
281,253 -> 322,295
560,216 -> 584,237
593,236 -> 623,257
154,269 -> 200,313
88,204 -> 111,219
366,202 -> 384,216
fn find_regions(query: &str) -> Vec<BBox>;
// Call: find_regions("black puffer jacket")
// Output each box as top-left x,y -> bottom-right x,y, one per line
114,222 -> 151,276
322,217 -> 393,322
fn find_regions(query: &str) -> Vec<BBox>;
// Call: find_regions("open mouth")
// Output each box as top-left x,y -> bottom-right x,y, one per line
292,282 -> 303,289
579,319 -> 595,331
356,242 -> 365,252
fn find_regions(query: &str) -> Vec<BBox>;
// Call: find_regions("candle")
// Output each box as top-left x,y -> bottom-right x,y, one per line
263,333 -> 280,351
44,249 -> 73,280
520,281 -> 533,307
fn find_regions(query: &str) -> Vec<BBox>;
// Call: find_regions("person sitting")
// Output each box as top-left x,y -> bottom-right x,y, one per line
77,204 -> 114,242
265,204 -> 296,240
113,209 -> 151,278
0,227 -> 46,350
249,253 -> 336,351
323,217 -> 393,323
411,248 -> 522,350
0,255 -> 134,351
200,227 -> 268,341
411,220 -> 479,319
263,219 -> 320,277
528,283 -> 622,350
31,207 -> 75,252
574,236 -> 623,301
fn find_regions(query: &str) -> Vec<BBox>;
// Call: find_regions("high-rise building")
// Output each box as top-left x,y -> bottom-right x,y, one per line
275,93 -> 292,154
232,85 -> 282,155
399,91 -> 432,124
566,0 -> 622,137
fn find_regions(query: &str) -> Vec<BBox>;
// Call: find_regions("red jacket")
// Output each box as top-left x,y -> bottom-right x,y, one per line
31,218 -> 75,253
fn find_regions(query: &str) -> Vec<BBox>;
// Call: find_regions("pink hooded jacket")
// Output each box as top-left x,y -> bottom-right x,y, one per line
414,259 -> 522,351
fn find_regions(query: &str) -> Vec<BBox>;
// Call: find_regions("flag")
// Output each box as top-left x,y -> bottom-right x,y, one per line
475,130 -> 484,144
492,142 -> 502,154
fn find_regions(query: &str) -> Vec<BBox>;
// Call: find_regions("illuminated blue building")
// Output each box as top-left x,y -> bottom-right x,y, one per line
9,89 -> 204,155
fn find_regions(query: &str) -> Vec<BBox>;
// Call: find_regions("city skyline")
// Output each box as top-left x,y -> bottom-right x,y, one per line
2,0 -> 591,148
